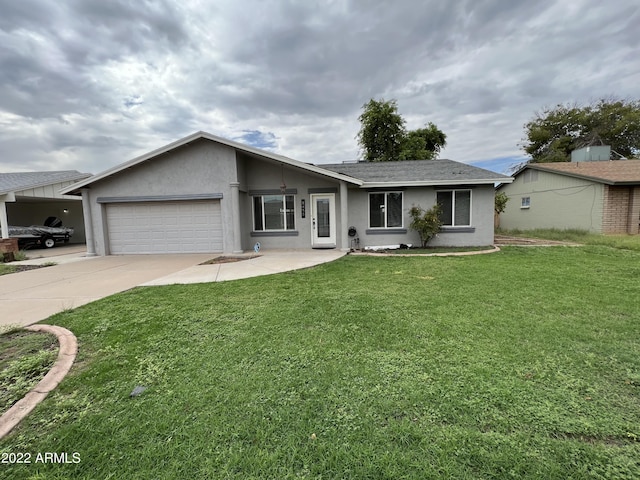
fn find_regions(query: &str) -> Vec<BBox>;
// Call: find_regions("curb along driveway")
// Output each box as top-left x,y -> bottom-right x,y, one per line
1,254 -> 213,327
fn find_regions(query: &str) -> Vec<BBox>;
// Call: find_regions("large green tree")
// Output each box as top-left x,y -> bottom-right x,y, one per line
357,99 -> 446,162
522,99 -> 640,163
357,99 -> 406,162
399,122 -> 447,161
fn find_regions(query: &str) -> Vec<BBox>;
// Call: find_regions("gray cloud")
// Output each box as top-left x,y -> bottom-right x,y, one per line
0,0 -> 638,175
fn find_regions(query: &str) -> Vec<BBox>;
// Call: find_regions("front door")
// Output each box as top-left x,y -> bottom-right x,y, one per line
310,193 -> 336,248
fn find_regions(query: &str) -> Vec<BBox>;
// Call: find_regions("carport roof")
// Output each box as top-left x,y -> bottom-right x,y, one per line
0,170 -> 91,196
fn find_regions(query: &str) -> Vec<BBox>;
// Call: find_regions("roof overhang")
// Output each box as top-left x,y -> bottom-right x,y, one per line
526,164 -> 639,185
61,131 -> 363,195
1,172 -> 91,196
361,178 -> 513,188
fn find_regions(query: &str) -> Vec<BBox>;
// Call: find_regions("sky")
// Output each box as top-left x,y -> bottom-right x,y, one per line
0,0 -> 638,176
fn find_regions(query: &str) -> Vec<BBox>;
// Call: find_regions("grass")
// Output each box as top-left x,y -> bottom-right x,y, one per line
370,246 -> 493,254
0,262 -> 56,276
497,228 -> 640,251
0,264 -> 16,276
0,329 -> 58,412
1,246 -> 640,478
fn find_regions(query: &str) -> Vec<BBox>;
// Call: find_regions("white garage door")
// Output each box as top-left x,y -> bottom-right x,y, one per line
106,201 -> 223,254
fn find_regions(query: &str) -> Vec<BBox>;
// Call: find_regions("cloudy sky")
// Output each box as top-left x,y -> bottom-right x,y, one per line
1,0 -> 638,175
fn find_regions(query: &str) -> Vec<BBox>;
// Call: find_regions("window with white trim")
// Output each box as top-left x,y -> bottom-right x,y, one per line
521,197 -> 530,209
436,190 -> 471,226
369,192 -> 403,228
253,194 -> 295,231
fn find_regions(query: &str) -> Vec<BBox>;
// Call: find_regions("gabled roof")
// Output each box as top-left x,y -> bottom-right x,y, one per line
526,159 -> 640,185
60,131 -> 512,194
61,131 -> 363,195
0,170 -> 91,196
321,159 -> 512,187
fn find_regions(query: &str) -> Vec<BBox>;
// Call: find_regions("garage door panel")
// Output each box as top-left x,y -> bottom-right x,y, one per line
106,201 -> 222,254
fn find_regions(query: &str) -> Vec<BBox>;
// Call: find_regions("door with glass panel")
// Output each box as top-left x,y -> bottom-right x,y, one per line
310,193 -> 336,248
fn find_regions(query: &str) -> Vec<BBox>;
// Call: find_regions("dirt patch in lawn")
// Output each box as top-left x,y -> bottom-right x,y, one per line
494,235 -> 581,246
200,255 -> 261,265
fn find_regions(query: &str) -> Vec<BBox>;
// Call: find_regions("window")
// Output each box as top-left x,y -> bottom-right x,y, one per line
521,197 -> 530,209
369,192 -> 403,228
253,195 -> 295,231
436,190 -> 471,226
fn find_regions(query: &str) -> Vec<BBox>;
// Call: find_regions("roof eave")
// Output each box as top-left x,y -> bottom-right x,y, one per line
3,172 -> 92,196
528,166 -> 618,185
360,178 -> 513,188
61,131 -> 363,194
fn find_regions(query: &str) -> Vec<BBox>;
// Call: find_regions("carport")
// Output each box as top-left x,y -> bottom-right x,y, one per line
0,171 -> 91,244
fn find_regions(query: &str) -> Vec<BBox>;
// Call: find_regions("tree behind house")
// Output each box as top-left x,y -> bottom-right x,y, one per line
357,99 -> 447,162
522,98 -> 640,162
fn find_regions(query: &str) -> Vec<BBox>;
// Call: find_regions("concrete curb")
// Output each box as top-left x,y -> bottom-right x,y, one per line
349,245 -> 501,257
0,325 -> 77,440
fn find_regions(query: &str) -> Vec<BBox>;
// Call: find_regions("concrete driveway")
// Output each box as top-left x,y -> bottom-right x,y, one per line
1,249 -> 346,328
1,253 -> 213,328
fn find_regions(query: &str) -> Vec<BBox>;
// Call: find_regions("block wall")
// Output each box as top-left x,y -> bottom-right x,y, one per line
602,186 -> 639,234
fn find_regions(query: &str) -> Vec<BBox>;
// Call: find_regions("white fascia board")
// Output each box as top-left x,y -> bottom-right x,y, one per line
360,178 -> 513,188
61,131 -> 362,195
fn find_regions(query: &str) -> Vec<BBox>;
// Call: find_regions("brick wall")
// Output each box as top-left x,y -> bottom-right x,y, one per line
602,185 -> 639,234
629,186 -> 640,234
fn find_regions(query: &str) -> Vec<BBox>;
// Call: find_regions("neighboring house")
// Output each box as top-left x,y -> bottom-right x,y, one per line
497,160 -> 640,234
0,170 -> 92,244
61,132 -> 512,255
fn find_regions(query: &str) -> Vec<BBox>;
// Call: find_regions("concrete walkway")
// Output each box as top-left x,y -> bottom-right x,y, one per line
141,250 -> 346,286
1,249 -> 347,327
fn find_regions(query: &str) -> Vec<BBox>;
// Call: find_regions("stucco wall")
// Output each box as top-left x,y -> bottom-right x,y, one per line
86,139 -> 237,255
345,184 -> 496,248
498,169 -> 604,232
239,154 -> 344,250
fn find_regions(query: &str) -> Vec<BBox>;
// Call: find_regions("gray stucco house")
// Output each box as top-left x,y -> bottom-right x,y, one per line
497,159 -> 640,234
61,132 -> 512,255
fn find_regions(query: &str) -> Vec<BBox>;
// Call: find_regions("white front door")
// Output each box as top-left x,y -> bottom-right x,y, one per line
310,193 -> 336,248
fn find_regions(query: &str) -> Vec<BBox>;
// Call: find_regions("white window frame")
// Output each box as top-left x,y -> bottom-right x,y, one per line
521,197 -> 531,209
368,191 -> 404,229
252,194 -> 296,232
437,189 -> 472,227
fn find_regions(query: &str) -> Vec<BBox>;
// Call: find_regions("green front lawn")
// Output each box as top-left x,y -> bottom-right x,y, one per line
0,329 -> 58,412
0,264 -> 16,276
2,246 -> 640,478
